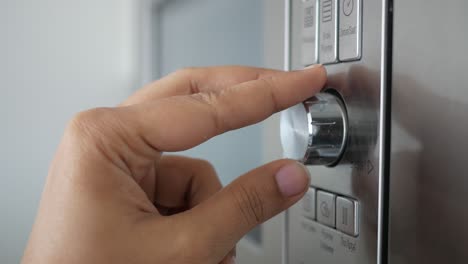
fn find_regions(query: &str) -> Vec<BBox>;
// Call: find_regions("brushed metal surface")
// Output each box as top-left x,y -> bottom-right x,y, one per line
389,0 -> 468,263
285,0 -> 387,263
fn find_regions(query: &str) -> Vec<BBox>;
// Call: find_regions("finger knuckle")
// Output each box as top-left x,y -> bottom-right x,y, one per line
258,75 -> 278,90
190,91 -> 219,106
259,76 -> 282,112
67,108 -> 120,145
189,92 -> 230,132
193,158 -> 216,173
187,158 -> 222,196
231,184 -> 266,226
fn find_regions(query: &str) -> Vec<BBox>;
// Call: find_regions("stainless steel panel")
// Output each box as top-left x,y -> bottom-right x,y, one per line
318,0 -> 338,64
338,0 -> 362,61
301,0 -> 319,66
389,0 -> 468,263
286,0 -> 388,263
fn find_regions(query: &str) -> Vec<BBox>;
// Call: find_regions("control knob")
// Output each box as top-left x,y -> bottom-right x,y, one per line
280,92 -> 348,166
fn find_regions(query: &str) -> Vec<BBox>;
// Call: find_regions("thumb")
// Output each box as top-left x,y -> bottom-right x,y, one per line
186,159 -> 310,260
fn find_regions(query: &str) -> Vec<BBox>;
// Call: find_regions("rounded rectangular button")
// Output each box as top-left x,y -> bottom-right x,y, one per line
336,196 -> 359,236
339,0 -> 362,61
316,190 -> 336,228
318,0 -> 338,64
301,188 -> 316,219
301,0 -> 319,66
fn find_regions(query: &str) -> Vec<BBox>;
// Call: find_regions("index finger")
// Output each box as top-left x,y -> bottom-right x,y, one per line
121,66 -> 283,106
119,65 -> 326,152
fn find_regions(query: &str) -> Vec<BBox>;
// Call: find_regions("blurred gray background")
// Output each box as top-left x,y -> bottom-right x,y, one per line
156,0 -> 264,186
1,0 -> 284,263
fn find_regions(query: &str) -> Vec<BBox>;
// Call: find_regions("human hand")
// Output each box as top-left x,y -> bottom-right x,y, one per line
22,65 -> 326,264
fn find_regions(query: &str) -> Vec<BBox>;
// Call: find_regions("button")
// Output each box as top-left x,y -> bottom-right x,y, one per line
318,0 -> 338,64
339,0 -> 362,61
336,197 -> 359,236
316,191 -> 336,227
301,188 -> 316,219
301,0 -> 319,66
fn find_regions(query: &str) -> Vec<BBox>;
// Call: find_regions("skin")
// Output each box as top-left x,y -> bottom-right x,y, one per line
22,65 -> 327,264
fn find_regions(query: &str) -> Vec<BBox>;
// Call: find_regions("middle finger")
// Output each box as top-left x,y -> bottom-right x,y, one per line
152,155 -> 222,213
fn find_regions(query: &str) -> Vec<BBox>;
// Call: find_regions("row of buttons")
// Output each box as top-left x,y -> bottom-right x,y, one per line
301,0 -> 362,66
301,188 -> 359,237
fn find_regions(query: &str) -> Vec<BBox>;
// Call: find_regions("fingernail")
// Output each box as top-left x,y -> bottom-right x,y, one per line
275,162 -> 310,197
304,64 -> 323,70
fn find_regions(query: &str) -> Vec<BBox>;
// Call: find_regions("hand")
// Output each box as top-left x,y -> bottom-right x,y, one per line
22,65 -> 326,264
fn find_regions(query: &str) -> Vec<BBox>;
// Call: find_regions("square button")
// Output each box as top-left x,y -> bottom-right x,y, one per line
301,188 -> 316,220
336,197 -> 359,236
316,191 -> 336,228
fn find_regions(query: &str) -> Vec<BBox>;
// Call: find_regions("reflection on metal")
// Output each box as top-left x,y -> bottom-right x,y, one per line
389,1 -> 468,263
281,92 -> 349,166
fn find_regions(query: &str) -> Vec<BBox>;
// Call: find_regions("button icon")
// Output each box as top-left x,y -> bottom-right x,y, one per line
343,0 -> 354,16
367,160 -> 374,175
341,207 -> 349,225
320,201 -> 331,218
304,5 -> 315,28
316,191 -> 336,228
322,0 -> 333,22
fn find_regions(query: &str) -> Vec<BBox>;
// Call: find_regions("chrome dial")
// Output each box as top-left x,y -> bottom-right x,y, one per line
280,92 -> 348,166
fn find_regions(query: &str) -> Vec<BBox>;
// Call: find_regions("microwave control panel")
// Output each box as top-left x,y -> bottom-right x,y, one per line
282,0 -> 389,263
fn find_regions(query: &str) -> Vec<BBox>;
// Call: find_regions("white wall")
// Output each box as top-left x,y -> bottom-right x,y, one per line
0,1 -> 142,263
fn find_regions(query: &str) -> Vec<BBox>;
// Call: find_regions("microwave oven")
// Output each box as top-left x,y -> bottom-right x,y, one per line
280,0 -> 468,263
